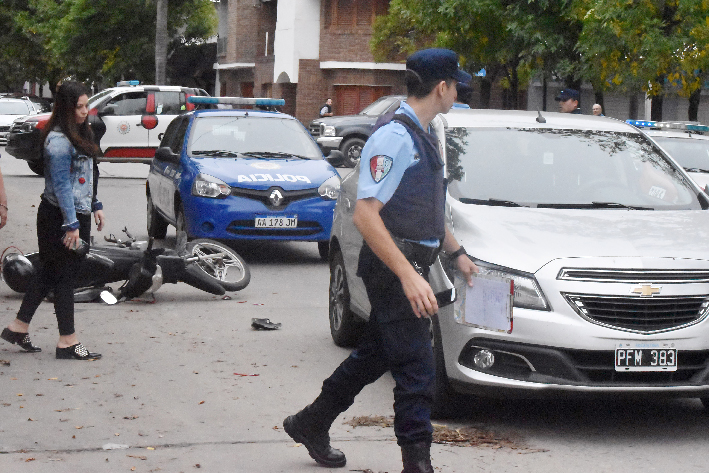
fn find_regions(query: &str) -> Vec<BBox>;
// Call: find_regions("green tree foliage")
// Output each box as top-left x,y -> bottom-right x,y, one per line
4,0 -> 216,93
371,0 -> 581,108
0,0 -> 62,92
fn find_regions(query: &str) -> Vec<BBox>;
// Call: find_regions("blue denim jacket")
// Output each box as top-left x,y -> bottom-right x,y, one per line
42,130 -> 102,231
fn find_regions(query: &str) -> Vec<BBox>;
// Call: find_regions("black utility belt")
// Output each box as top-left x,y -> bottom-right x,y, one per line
390,235 -> 441,271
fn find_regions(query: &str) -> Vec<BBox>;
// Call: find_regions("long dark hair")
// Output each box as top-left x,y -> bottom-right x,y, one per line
42,81 -> 100,157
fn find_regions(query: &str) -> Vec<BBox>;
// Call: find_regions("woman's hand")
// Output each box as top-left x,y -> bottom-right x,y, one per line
63,228 -> 81,250
94,209 -> 105,231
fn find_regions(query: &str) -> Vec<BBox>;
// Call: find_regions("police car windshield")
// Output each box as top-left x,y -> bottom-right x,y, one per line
188,116 -> 322,159
446,128 -> 703,210
651,136 -> 709,172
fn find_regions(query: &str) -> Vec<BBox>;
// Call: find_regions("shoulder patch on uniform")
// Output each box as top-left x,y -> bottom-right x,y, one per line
370,155 -> 393,183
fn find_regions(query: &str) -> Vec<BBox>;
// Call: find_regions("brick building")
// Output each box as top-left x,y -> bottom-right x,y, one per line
213,0 -> 708,124
214,0 -> 406,124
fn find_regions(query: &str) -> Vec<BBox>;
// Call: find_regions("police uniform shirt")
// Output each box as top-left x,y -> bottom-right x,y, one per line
357,102 -> 440,247
357,102 -> 422,205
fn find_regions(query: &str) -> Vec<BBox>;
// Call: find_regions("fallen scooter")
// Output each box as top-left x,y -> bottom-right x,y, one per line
1,228 -> 251,302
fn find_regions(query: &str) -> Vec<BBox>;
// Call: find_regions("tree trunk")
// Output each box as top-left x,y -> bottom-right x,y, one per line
688,88 -> 701,122
650,95 -> 663,122
155,0 -> 168,85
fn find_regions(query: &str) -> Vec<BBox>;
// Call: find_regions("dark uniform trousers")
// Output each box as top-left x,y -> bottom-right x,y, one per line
319,261 -> 435,446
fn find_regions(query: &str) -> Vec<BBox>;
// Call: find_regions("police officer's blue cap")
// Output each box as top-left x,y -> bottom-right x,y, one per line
406,49 -> 472,85
555,88 -> 580,101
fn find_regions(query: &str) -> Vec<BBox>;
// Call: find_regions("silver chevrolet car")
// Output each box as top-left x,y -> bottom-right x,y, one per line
328,109 -> 709,416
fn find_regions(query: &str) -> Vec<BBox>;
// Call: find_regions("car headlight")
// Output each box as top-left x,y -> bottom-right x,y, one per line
473,259 -> 550,311
318,175 -> 341,200
192,173 -> 231,198
321,125 -> 336,137
11,120 -> 36,133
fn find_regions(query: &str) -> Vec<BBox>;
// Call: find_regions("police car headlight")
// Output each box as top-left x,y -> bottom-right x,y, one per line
192,174 -> 231,198
322,125 -> 336,137
318,175 -> 341,200
473,260 -> 550,311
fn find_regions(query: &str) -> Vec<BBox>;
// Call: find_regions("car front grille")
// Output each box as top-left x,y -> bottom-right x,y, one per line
308,123 -> 321,137
563,293 -> 709,333
558,268 -> 709,283
459,339 -> 709,386
0,126 -> 10,133
230,187 -> 320,210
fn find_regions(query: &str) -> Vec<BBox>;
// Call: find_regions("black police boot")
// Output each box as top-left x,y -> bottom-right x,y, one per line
283,401 -> 346,468
401,442 -> 434,473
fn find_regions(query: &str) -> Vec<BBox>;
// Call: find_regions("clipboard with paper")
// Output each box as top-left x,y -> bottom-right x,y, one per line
453,272 -> 514,333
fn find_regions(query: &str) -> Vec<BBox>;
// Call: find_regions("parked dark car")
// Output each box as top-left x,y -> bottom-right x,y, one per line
308,95 -> 405,168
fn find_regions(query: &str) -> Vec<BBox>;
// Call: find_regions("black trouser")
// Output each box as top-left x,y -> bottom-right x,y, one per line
16,199 -> 91,336
318,265 -> 435,446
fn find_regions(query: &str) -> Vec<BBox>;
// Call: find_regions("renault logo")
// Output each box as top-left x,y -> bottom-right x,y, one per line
269,189 -> 284,207
631,285 -> 662,297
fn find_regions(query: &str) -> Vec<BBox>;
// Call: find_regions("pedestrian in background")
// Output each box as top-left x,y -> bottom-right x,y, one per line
319,97 -> 334,117
592,103 -> 604,116
0,154 -> 7,229
451,82 -> 472,109
555,89 -> 582,114
1,81 -> 105,360
283,48 -> 478,473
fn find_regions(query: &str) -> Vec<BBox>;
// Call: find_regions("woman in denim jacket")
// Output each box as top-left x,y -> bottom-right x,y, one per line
2,81 -> 106,360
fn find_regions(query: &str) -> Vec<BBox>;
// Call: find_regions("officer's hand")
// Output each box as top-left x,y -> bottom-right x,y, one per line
456,255 -> 479,287
401,269 -> 438,318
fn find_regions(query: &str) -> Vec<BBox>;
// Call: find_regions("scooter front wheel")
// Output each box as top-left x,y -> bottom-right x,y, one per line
185,239 -> 251,292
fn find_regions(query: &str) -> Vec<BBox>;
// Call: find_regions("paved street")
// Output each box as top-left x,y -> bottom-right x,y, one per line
2,149 -> 709,472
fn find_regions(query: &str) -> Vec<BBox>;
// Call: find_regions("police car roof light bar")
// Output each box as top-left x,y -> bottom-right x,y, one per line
625,119 -> 658,128
188,96 -> 286,107
116,80 -> 140,87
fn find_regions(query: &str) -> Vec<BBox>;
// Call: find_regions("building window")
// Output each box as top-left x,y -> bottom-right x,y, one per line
325,0 -> 389,30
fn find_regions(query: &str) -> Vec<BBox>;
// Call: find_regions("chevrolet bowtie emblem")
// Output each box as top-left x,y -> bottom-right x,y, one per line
631,285 -> 662,297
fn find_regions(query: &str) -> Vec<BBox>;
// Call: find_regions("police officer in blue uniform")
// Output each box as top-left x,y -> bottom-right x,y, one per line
283,49 -> 478,473
555,88 -> 582,114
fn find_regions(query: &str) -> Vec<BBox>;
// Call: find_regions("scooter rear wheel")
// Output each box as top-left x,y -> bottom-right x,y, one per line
185,239 -> 250,292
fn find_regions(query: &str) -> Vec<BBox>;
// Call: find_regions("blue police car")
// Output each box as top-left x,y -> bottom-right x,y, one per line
146,97 -> 341,259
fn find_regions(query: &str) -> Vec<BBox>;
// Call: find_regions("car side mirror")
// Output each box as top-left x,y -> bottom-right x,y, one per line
154,146 -> 180,164
99,104 -> 116,116
326,150 -> 345,167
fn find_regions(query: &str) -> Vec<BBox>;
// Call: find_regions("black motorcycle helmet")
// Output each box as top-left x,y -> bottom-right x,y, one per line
1,253 -> 35,293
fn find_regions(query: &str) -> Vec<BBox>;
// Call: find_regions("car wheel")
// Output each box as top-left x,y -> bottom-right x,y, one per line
342,137 -> 366,168
27,160 -> 44,176
430,315 -> 468,419
318,241 -> 329,261
329,250 -> 364,347
147,193 -> 168,239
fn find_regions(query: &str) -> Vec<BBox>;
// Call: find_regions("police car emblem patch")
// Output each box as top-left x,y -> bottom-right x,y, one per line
370,155 -> 393,183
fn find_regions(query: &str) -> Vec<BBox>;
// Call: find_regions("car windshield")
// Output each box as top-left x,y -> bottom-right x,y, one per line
88,89 -> 113,107
360,97 -> 399,116
651,136 -> 709,172
446,127 -> 703,210
188,116 -> 323,159
0,101 -> 31,115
